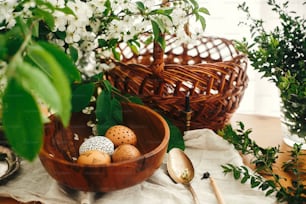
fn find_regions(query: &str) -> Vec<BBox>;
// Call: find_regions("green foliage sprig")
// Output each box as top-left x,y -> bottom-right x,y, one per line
235,0 -> 306,139
74,79 -> 185,152
0,3 -> 81,160
219,122 -> 306,204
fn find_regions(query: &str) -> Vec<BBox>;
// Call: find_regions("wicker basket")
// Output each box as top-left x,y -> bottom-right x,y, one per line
106,35 -> 248,132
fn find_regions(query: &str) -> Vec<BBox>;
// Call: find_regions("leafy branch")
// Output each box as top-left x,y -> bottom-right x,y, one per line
235,0 -> 306,139
73,79 -> 185,152
0,2 -> 81,160
218,122 -> 306,203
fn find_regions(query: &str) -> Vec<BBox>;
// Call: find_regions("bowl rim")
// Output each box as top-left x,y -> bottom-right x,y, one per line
39,102 -> 170,167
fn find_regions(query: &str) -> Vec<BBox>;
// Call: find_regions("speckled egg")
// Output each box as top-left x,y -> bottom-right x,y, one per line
79,136 -> 114,155
105,125 -> 137,147
77,150 -> 111,165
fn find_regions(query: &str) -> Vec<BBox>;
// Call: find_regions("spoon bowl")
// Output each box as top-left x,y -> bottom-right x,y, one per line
167,148 -> 199,204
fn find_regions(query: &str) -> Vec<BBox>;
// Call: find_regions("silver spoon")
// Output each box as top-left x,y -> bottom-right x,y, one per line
167,148 -> 199,204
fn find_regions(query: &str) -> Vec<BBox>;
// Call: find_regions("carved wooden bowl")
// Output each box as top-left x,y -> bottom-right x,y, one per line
39,103 -> 170,192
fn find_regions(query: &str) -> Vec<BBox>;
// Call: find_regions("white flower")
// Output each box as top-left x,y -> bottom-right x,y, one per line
88,0 -> 107,14
111,0 -> 138,14
1,0 -> 208,78
51,38 -> 65,48
52,11 -> 66,31
48,0 -> 66,8
5,17 -> 16,29
143,0 -> 163,9
100,49 -> 113,59
105,20 -> 122,40
0,0 -> 17,29
171,7 -> 188,27
80,39 -> 98,52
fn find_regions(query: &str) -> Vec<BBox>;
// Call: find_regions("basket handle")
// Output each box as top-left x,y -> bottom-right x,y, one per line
150,0 -> 191,78
149,0 -> 169,78
150,35 -> 165,78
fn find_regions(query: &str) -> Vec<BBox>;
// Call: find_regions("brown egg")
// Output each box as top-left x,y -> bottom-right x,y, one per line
77,150 -> 111,165
112,144 -> 141,162
105,125 -> 137,147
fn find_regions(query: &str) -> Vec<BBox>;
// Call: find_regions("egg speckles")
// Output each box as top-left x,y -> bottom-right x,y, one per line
105,125 -> 137,147
79,136 -> 114,155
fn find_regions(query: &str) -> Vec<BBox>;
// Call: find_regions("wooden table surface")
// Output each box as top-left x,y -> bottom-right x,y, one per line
1,113 -> 304,203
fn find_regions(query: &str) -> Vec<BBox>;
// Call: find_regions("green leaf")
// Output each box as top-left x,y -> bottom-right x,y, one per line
221,164 -> 232,173
71,82 -> 95,112
97,120 -> 117,135
136,1 -> 146,12
188,0 -> 199,9
4,23 -> 24,57
149,8 -> 173,16
166,119 -> 185,152
0,35 -> 7,59
129,43 -> 139,55
2,79 -> 43,161
68,45 -> 79,63
265,189 -> 275,196
56,6 -> 75,16
251,177 -> 261,188
14,62 -> 62,115
96,90 -> 112,123
107,38 -> 119,48
157,35 -> 166,50
198,7 -> 210,15
152,18 -> 167,34
32,8 -> 55,30
241,174 -> 250,184
125,95 -> 143,104
110,98 -> 122,123
37,41 -> 81,82
144,36 -> 153,45
103,0 -> 111,16
95,89 -> 123,135
112,48 -> 120,61
14,16 -> 30,37
27,43 -> 71,126
197,14 -> 207,30
102,79 -> 114,92
55,31 -> 66,41
233,168 -> 241,179
151,20 -> 161,41
260,181 -> 270,191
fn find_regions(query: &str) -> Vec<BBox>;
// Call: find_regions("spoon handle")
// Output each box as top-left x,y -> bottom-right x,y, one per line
185,184 -> 200,204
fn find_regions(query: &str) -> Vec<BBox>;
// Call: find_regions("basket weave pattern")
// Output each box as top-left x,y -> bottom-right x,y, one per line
106,35 -> 248,132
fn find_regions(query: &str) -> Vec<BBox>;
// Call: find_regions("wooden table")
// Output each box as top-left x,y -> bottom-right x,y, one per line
1,113 -> 304,203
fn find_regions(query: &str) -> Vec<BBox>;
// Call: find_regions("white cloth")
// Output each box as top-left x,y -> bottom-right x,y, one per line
0,129 -> 277,204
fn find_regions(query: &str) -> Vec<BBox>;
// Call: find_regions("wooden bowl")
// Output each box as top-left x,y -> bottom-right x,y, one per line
39,103 -> 170,192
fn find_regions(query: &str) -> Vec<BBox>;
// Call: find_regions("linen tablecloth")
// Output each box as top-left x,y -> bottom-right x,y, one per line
0,129 -> 277,204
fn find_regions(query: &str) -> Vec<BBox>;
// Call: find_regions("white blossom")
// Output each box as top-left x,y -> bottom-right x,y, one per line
1,0 -> 207,77
0,0 -> 17,29
48,0 -> 66,8
111,0 -> 138,14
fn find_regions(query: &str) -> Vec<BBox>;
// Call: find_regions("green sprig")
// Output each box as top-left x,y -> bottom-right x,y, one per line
236,0 -> 306,140
219,122 -> 306,203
